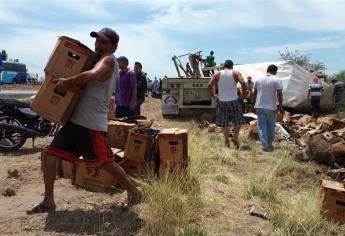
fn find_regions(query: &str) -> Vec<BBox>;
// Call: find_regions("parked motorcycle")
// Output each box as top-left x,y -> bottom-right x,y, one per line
0,98 -> 59,152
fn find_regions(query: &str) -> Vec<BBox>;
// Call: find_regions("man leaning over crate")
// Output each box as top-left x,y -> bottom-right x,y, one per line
27,27 -> 142,214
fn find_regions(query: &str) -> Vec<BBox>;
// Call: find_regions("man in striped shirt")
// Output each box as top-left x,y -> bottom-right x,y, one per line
307,77 -> 323,117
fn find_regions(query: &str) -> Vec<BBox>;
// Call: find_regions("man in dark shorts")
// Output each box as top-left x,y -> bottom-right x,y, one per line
27,27 -> 142,214
208,60 -> 247,148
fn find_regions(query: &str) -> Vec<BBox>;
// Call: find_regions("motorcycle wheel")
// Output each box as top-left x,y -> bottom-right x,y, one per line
0,112 -> 27,152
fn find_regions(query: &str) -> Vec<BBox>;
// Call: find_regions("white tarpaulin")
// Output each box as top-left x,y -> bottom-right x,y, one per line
234,61 -> 334,112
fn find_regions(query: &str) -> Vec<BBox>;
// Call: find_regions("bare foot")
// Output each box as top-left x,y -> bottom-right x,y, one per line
116,190 -> 143,208
26,203 -> 56,214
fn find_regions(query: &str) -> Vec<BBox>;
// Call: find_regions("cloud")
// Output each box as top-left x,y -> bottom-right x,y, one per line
136,0 -> 345,32
1,23 -> 184,78
1,0 -> 345,78
241,36 -> 345,56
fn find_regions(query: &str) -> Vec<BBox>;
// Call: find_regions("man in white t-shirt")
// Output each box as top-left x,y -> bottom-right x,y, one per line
253,64 -> 283,151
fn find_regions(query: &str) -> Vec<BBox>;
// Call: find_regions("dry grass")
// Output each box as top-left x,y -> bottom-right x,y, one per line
129,121 -> 345,235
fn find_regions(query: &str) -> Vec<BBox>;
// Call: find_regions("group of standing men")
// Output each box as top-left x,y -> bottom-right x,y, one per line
115,56 -> 148,118
208,61 -> 283,152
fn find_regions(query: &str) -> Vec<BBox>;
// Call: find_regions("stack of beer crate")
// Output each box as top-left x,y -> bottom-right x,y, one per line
122,128 -> 160,178
157,128 -> 189,177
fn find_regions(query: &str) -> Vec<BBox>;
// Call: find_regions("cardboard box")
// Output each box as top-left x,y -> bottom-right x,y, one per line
320,179 -> 345,224
107,121 -> 137,149
111,148 -> 124,163
31,36 -> 95,125
31,74 -> 82,125
122,159 -> 155,178
159,159 -> 188,177
123,128 -> 158,161
158,128 -> 188,162
44,36 -> 95,78
74,161 -> 119,193
108,96 -> 116,120
62,160 -> 74,179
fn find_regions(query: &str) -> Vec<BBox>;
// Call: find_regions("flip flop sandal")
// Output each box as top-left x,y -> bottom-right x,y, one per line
26,203 -> 56,215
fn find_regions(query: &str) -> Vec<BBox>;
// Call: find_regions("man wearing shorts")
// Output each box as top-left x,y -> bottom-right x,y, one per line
208,60 -> 247,148
27,27 -> 142,214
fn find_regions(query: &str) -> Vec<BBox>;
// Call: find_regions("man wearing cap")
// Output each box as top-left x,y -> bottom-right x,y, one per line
115,56 -> 137,118
27,27 -> 142,214
208,59 -> 247,149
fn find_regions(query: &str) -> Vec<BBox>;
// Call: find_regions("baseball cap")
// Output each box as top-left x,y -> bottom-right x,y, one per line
247,76 -> 252,80
90,27 -> 119,43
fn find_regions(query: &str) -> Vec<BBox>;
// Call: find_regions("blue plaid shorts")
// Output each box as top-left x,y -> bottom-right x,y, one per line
216,100 -> 246,127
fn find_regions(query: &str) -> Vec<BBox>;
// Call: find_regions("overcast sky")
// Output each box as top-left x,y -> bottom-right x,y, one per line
1,0 -> 345,79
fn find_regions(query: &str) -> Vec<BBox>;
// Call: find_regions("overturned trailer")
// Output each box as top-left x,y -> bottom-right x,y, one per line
234,61 -> 334,113
161,60 -> 334,116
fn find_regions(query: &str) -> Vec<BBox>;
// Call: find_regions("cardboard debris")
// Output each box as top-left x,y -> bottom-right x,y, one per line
331,141 -> 345,158
279,114 -> 345,167
208,124 -> 216,132
323,132 -> 342,144
248,120 -> 259,140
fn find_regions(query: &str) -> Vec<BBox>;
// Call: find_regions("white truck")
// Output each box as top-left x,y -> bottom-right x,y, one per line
161,52 -> 217,116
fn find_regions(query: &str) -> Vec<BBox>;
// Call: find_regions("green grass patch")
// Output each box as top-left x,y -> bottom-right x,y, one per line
139,170 -> 204,235
178,226 -> 208,236
270,190 -> 345,236
247,180 -> 277,203
214,174 -> 230,184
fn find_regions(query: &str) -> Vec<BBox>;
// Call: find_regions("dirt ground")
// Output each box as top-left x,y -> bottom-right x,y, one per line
0,92 -> 328,235
0,96 -> 166,236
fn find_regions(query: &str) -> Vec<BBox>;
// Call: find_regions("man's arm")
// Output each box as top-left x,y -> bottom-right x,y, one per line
129,71 -> 137,110
277,89 -> 283,112
52,55 -> 115,92
252,88 -> 257,108
234,71 -> 247,100
208,72 -> 220,100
